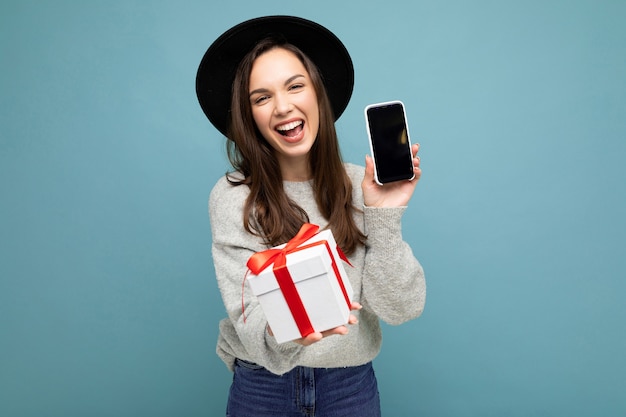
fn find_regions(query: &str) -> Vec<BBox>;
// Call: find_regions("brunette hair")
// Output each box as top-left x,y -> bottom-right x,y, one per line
225,37 -> 366,255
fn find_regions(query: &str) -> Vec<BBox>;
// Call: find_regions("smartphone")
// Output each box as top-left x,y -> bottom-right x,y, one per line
365,100 -> 415,185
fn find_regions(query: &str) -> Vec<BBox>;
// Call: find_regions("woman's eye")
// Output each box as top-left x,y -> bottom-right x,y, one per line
289,83 -> 304,91
253,95 -> 269,104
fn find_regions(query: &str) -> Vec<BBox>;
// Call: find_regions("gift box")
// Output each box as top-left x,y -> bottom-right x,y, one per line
246,224 -> 353,344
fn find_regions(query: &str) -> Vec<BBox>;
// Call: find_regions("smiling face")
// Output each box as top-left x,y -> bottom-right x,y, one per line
248,47 -> 320,180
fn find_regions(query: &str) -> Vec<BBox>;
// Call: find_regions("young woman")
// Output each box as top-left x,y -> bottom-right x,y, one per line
196,16 -> 426,417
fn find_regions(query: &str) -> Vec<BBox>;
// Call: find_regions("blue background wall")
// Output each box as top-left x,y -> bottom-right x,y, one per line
1,1 -> 624,416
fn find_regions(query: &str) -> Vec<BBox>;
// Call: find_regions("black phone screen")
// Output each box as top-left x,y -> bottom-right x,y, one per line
366,102 -> 414,184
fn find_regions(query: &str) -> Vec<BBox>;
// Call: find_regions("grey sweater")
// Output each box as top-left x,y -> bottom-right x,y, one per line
208,163 -> 426,375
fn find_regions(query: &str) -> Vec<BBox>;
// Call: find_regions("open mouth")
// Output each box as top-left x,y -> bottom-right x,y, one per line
275,120 -> 304,138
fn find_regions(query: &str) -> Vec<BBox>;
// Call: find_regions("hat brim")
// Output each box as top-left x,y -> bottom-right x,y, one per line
196,16 -> 354,137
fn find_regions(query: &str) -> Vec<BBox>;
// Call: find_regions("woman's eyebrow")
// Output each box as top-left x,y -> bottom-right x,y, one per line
249,74 -> 306,97
284,74 -> 305,85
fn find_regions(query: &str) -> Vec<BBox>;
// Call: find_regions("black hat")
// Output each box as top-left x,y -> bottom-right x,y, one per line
195,15 -> 354,137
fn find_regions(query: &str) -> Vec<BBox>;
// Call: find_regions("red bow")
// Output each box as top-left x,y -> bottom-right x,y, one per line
247,223 -> 320,275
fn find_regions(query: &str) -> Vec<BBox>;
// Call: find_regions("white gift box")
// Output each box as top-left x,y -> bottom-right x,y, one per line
247,229 -> 354,344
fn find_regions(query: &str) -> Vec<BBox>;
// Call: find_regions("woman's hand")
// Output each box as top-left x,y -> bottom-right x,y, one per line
267,302 -> 362,346
362,143 -> 422,208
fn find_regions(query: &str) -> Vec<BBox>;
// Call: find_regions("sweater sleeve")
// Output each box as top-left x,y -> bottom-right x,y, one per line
360,206 -> 426,325
208,177 -> 306,374
340,162 -> 426,326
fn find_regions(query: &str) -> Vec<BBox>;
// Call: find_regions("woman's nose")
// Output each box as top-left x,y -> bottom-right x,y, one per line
273,93 -> 292,115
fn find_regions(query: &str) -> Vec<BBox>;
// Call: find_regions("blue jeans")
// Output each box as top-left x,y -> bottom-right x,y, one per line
226,359 -> 381,417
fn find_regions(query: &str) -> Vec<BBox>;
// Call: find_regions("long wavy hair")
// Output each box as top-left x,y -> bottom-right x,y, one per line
225,37 -> 366,255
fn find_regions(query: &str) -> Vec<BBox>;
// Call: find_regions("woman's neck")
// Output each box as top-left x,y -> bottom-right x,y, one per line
278,157 -> 312,182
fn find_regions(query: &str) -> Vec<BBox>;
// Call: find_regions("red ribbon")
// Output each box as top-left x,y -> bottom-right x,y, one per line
247,223 -> 320,275
246,223 -> 352,338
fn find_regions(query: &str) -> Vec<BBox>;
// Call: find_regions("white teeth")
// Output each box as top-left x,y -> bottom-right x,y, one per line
276,120 -> 303,131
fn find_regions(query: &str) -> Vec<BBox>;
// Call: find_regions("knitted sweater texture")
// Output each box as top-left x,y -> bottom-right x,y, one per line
208,163 -> 426,375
